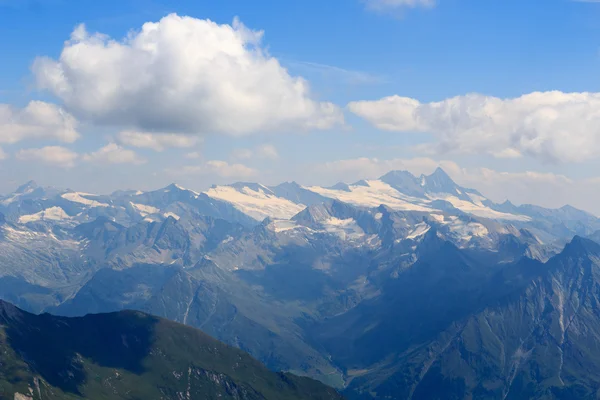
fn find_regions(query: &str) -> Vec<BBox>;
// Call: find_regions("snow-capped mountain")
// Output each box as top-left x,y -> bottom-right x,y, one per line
0,169 -> 599,396
1,168 -> 597,249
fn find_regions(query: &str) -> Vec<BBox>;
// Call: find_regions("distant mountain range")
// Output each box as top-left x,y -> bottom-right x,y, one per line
1,169 -> 600,399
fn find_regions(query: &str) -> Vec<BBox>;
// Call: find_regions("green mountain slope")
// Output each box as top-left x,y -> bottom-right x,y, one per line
0,301 -> 344,400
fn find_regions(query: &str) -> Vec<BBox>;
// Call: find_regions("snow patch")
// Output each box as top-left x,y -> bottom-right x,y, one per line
447,220 -> 489,242
1,195 -> 19,206
174,184 -> 200,196
205,185 -> 305,221
322,217 -> 365,240
308,180 -> 530,222
62,192 -> 109,208
269,219 -> 300,232
407,222 -> 431,239
307,180 -> 433,212
426,193 -> 530,221
18,207 -> 71,224
163,212 -> 180,220
429,214 -> 446,223
130,202 -> 160,216
221,236 -> 234,244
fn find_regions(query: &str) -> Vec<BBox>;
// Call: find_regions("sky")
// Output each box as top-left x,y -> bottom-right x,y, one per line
2,0 -> 600,213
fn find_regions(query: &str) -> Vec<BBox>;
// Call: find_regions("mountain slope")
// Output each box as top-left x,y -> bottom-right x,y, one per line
0,301 -> 343,400
331,236 -> 600,399
52,260 -> 345,388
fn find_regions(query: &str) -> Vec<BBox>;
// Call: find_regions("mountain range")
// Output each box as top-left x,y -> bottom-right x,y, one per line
1,168 -> 600,399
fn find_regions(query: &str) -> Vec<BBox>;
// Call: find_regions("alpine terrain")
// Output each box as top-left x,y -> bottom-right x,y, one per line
1,169 -> 600,399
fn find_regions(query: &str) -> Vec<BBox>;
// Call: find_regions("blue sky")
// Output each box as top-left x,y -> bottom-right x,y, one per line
3,0 -> 600,213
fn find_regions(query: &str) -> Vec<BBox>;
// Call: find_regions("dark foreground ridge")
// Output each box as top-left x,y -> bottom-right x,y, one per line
0,301 -> 344,400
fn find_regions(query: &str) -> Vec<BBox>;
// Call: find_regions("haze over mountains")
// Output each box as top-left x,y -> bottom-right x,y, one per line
2,168 -> 600,399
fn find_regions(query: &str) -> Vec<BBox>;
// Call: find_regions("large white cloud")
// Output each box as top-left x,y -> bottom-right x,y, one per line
16,146 -> 79,168
0,101 -> 79,144
348,91 -> 600,163
32,14 -> 343,136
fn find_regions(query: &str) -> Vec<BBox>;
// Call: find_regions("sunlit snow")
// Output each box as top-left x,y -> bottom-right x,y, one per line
306,180 -> 433,212
61,192 -> 109,208
205,185 -> 306,221
130,202 -> 160,216
18,207 -> 71,224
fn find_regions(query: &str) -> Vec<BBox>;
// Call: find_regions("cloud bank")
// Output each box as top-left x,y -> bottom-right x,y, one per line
349,91 -> 600,163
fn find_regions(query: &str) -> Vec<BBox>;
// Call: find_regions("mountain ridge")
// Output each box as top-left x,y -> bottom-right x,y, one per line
0,299 -> 344,400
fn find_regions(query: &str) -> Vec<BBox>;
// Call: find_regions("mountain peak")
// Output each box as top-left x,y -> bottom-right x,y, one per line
273,181 -> 301,189
558,204 -> 592,218
229,182 -> 271,194
165,183 -> 188,192
381,170 -> 417,180
563,235 -> 600,257
15,180 -> 39,194
379,170 -> 425,197
352,179 -> 370,187
269,181 -> 327,206
421,167 -> 459,193
429,167 -> 452,181
328,182 -> 351,192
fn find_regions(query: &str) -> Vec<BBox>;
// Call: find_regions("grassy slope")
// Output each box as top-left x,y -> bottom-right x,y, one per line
0,302 -> 343,400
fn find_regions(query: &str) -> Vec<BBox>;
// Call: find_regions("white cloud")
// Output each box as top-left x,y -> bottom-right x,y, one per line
205,160 -> 257,178
231,144 -> 279,161
16,146 -> 79,168
349,91 -> 600,163
33,14 -> 343,136
116,130 -> 198,151
256,144 -> 279,160
231,148 -> 254,160
83,143 -> 145,165
0,101 -> 79,144
363,0 -> 436,11
174,160 -> 257,179
185,151 -> 202,159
